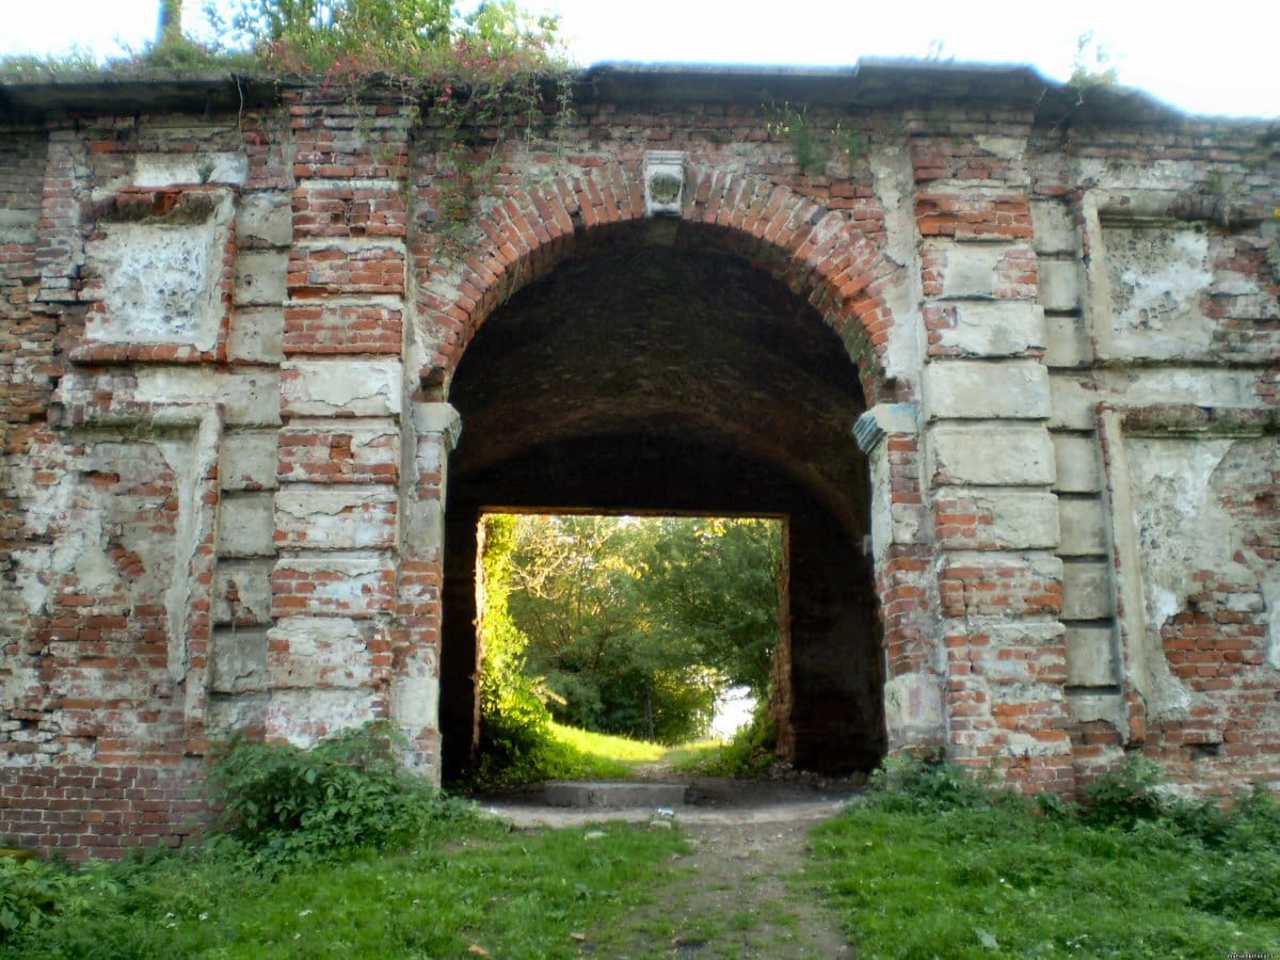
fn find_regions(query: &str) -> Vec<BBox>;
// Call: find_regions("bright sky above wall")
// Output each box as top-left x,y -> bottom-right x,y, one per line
2,0 -> 1276,119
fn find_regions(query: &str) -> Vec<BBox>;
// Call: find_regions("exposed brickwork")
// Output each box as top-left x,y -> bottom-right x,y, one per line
1,68 -> 1277,855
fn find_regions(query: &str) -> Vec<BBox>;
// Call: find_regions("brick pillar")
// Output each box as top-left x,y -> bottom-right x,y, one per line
855,402 -> 944,755
267,93 -> 412,748
911,121 -> 1075,793
391,402 -> 460,778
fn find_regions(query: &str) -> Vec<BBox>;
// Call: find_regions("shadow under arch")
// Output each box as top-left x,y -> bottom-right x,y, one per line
430,196 -> 900,779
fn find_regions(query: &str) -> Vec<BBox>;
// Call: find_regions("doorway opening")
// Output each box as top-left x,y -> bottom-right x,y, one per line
470,510 -> 787,782
438,236 -> 886,782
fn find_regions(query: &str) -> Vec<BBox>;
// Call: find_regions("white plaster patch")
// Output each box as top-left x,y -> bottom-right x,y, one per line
1124,436 -> 1265,717
266,689 -> 380,748
1264,577 -> 1280,670
267,616 -> 375,689
870,145 -> 925,391
84,193 -> 233,351
281,360 -> 402,417
274,488 -> 397,550
882,671 -> 944,749
132,368 -> 282,426
1104,225 -> 1214,359
133,153 -> 248,187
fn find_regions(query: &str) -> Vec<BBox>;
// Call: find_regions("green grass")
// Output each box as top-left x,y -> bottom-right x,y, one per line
808,797 -> 1280,960
2,818 -> 686,960
533,721 -> 668,779
473,721 -> 673,787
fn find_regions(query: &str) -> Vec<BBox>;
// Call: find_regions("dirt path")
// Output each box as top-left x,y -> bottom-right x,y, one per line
583,814 -> 854,959
483,788 -> 856,959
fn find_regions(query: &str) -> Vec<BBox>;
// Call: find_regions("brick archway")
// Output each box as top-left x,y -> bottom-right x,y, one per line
412,163 -> 904,406
412,162 -> 932,777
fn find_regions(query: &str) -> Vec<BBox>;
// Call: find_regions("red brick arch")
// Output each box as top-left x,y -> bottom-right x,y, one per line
413,162 -> 903,404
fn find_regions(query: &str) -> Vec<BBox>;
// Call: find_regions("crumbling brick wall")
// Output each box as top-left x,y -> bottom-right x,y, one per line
0,64 -> 1276,857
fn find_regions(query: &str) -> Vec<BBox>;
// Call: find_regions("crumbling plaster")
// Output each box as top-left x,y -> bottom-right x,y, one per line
1,61 -> 1277,855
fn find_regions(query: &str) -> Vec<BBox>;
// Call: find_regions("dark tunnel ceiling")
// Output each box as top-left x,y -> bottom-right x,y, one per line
448,245 -> 871,532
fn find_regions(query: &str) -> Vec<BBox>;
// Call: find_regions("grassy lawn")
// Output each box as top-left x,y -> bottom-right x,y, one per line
2,818 -> 686,960
538,721 -> 668,778
807,768 -> 1280,960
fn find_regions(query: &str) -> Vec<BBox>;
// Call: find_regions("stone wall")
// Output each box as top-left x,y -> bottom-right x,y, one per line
1,64 -> 1276,856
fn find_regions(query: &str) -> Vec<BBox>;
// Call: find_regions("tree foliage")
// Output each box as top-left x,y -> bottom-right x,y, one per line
210,0 -> 565,79
479,514 -> 782,746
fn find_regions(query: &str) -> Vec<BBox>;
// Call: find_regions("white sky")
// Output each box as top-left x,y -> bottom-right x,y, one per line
1,0 -> 1276,118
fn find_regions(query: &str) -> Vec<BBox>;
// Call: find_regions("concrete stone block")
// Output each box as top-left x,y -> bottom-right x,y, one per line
134,368 -> 281,426
214,558 -> 274,625
924,360 -> 1051,420
236,191 -> 292,247
273,487 -> 397,550
934,302 -> 1047,357
210,628 -> 268,694
134,153 -> 247,187
208,691 -> 269,732
219,429 -> 279,491
1066,625 -> 1119,687
1038,259 -> 1081,312
935,490 -> 1060,550
83,192 -> 233,351
278,421 -> 400,484
281,360 -> 402,418
267,616 -> 376,689
271,555 -> 396,618
228,308 -> 285,364
1058,497 -> 1108,556
933,243 -> 1008,299
929,423 -> 1055,486
1045,314 -> 1091,368
218,492 -> 276,557
266,689 -> 381,748
1052,434 -> 1104,493
1030,200 -> 1076,255
1048,374 -> 1099,430
1062,560 -> 1114,620
234,250 -> 288,305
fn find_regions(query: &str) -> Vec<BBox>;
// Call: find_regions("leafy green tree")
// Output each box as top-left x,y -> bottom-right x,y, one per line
484,514 -> 782,744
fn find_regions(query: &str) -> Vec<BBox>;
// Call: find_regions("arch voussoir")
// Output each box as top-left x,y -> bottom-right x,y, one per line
421,162 -> 904,405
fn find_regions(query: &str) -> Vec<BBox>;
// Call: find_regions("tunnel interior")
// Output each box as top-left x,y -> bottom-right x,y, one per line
440,227 -> 885,780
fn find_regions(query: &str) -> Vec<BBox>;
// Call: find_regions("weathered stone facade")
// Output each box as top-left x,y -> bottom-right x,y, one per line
1,62 -> 1277,857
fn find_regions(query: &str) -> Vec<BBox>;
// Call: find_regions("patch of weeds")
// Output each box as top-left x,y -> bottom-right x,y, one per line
208,721 -> 475,873
4,820 -> 685,960
764,100 -> 865,177
809,754 -> 1280,958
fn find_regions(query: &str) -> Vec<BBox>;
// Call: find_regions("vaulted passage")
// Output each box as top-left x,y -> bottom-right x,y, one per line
440,231 -> 885,779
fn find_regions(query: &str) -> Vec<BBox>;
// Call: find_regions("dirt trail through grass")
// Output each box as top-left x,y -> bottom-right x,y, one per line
582,814 -> 853,959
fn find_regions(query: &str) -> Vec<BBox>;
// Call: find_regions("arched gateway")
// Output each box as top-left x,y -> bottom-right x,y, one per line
2,63 -> 1277,857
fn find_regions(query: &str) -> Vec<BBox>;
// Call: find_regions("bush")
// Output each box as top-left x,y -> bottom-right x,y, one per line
1080,755 -> 1167,828
0,858 -> 70,944
863,753 -> 1006,814
208,722 -> 472,871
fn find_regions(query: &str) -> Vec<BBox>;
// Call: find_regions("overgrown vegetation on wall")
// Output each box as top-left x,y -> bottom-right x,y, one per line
0,0 -> 567,83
